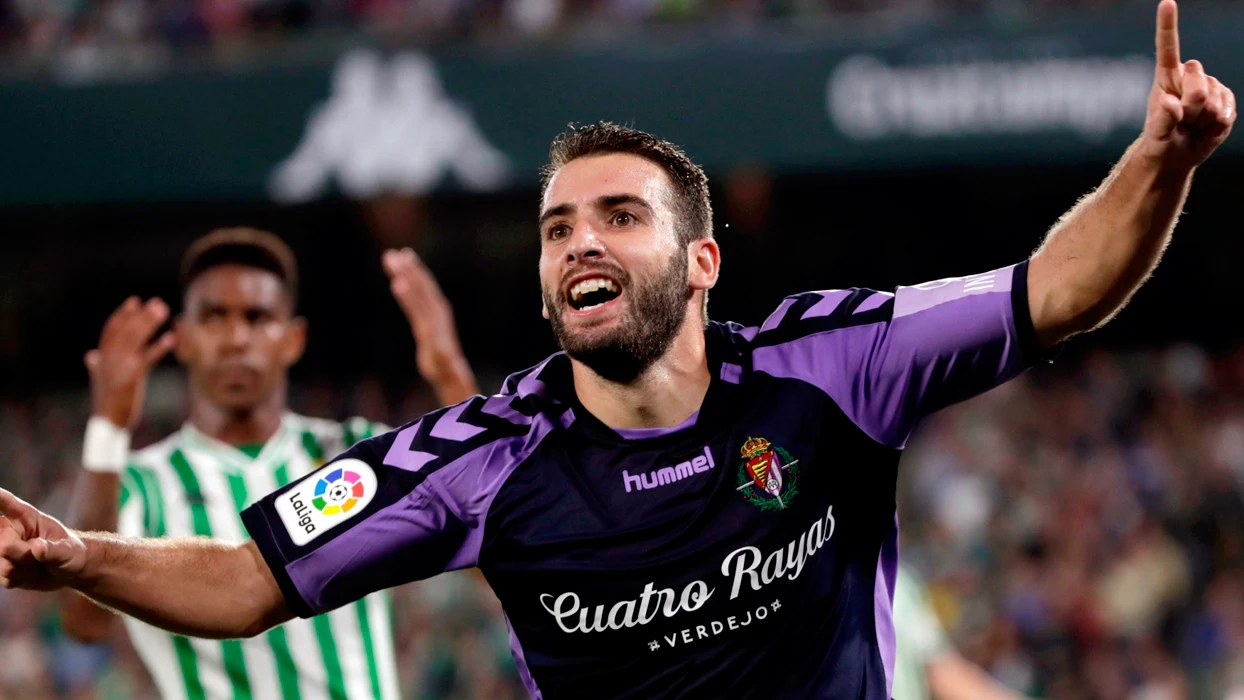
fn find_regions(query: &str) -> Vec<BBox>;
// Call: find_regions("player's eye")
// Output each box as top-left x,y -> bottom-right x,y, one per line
246,309 -> 273,325
611,211 -> 637,227
546,224 -> 571,241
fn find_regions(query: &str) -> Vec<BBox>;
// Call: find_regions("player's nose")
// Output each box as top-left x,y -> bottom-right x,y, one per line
221,316 -> 252,349
563,222 -> 606,265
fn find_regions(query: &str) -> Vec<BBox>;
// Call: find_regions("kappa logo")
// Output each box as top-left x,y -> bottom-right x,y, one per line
276,459 -> 378,546
736,437 -> 800,510
269,49 -> 510,203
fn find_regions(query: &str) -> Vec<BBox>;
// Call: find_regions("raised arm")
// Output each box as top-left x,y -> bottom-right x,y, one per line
1,488 -> 291,640
383,248 -> 480,405
1028,0 -> 1235,347
63,297 -> 176,642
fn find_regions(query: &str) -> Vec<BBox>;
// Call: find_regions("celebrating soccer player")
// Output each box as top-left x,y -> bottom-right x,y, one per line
0,3 -> 1235,697
59,228 -> 476,700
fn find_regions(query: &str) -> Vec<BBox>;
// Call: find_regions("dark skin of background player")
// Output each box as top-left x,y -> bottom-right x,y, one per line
60,246 -> 477,641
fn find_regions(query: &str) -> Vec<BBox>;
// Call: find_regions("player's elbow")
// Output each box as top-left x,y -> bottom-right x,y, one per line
208,598 -> 281,640
230,542 -> 294,639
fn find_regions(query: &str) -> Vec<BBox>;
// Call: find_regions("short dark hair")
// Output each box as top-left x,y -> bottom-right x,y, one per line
542,122 -> 713,247
180,227 -> 298,306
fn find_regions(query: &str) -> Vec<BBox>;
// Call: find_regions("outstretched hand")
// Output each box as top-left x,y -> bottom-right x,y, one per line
86,296 -> 176,429
383,248 -> 479,404
1143,0 -> 1236,168
0,488 -> 87,592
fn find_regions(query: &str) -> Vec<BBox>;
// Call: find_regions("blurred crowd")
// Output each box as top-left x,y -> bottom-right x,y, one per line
0,0 -> 1165,78
900,343 -> 1244,700
8,342 -> 1244,698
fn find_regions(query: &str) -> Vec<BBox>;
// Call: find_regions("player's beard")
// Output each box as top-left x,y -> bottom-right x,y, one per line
544,250 -> 691,383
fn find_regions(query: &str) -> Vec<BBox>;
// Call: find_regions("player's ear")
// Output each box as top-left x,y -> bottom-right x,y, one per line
541,300 -> 550,320
688,237 -> 720,292
282,316 -> 308,366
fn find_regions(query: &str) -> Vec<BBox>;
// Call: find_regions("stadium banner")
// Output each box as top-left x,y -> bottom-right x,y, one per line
2,9 -> 1242,204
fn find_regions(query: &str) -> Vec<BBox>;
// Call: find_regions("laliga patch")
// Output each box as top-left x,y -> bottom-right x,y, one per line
276,459 -> 378,546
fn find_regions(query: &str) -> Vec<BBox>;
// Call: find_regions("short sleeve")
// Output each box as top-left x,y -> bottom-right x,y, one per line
242,396 -> 542,617
750,261 -> 1041,448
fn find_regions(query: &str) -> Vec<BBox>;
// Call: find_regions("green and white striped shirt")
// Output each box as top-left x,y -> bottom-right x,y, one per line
118,413 -> 400,700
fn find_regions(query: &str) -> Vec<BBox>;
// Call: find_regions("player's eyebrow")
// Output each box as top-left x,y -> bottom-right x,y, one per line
595,194 -> 652,215
539,203 -> 575,228
539,193 -> 653,230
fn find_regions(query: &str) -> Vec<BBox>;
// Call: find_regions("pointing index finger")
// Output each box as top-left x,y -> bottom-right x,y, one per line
1155,0 -> 1181,72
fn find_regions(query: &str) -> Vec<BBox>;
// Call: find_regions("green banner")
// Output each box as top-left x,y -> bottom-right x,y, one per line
2,8 -> 1242,205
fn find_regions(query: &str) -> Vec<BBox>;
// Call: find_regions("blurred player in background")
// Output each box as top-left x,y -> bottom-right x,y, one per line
894,565 -> 1025,700
0,3 -> 1235,698
60,228 -> 477,700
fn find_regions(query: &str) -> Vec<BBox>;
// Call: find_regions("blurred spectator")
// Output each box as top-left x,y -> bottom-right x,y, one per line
0,0 -> 1155,77
899,345 -> 1244,699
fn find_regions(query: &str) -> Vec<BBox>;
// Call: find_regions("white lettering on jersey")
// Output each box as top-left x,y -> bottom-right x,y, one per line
537,505 -> 836,635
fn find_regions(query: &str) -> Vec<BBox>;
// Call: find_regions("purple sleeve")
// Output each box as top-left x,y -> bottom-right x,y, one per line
241,395 -> 555,617
751,262 -> 1041,449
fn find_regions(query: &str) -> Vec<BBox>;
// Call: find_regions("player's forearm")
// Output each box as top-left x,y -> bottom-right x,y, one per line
928,652 -> 1027,700
62,592 -> 117,643
61,472 -> 125,641
71,534 -> 290,639
430,360 -> 480,406
1027,138 -> 1193,347
66,472 -> 121,533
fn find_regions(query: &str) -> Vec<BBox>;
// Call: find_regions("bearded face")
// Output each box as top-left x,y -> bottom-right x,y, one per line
538,153 -> 717,384
542,248 -> 690,382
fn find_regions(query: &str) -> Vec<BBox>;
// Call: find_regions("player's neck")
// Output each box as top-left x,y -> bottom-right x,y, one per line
187,389 -> 286,447
570,319 -> 710,431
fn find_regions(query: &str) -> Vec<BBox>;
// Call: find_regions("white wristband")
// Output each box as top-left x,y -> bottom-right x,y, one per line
82,416 -> 131,473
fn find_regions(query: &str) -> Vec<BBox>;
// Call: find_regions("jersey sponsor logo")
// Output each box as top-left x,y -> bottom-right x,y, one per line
276,459 -> 378,546
736,437 -> 801,510
622,446 -> 715,493
536,506 -> 836,637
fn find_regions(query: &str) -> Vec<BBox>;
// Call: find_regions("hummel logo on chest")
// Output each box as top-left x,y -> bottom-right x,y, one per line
622,446 -> 715,493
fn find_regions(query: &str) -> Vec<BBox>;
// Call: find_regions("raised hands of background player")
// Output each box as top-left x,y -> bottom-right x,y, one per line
1143,0 -> 1236,169
0,488 -> 87,592
85,297 -> 177,429
382,248 -> 479,405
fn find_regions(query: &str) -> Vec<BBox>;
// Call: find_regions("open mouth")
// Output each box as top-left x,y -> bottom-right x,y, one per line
567,276 -> 622,312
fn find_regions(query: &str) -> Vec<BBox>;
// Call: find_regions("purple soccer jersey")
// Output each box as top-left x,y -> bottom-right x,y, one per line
243,262 -> 1041,699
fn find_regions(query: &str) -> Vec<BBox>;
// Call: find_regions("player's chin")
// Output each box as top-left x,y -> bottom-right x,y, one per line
209,382 -> 266,410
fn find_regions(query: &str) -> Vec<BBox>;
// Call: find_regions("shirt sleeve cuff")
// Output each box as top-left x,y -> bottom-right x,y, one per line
1011,260 -> 1057,365
241,505 -> 317,619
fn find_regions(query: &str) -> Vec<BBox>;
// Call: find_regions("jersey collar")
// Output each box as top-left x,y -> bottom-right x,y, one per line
178,415 -> 295,472
555,322 -> 744,446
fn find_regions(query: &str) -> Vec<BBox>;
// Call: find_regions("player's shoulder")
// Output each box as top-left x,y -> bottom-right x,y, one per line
127,431 -> 183,473
726,288 -> 896,351
361,355 -> 571,483
284,413 -> 342,440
